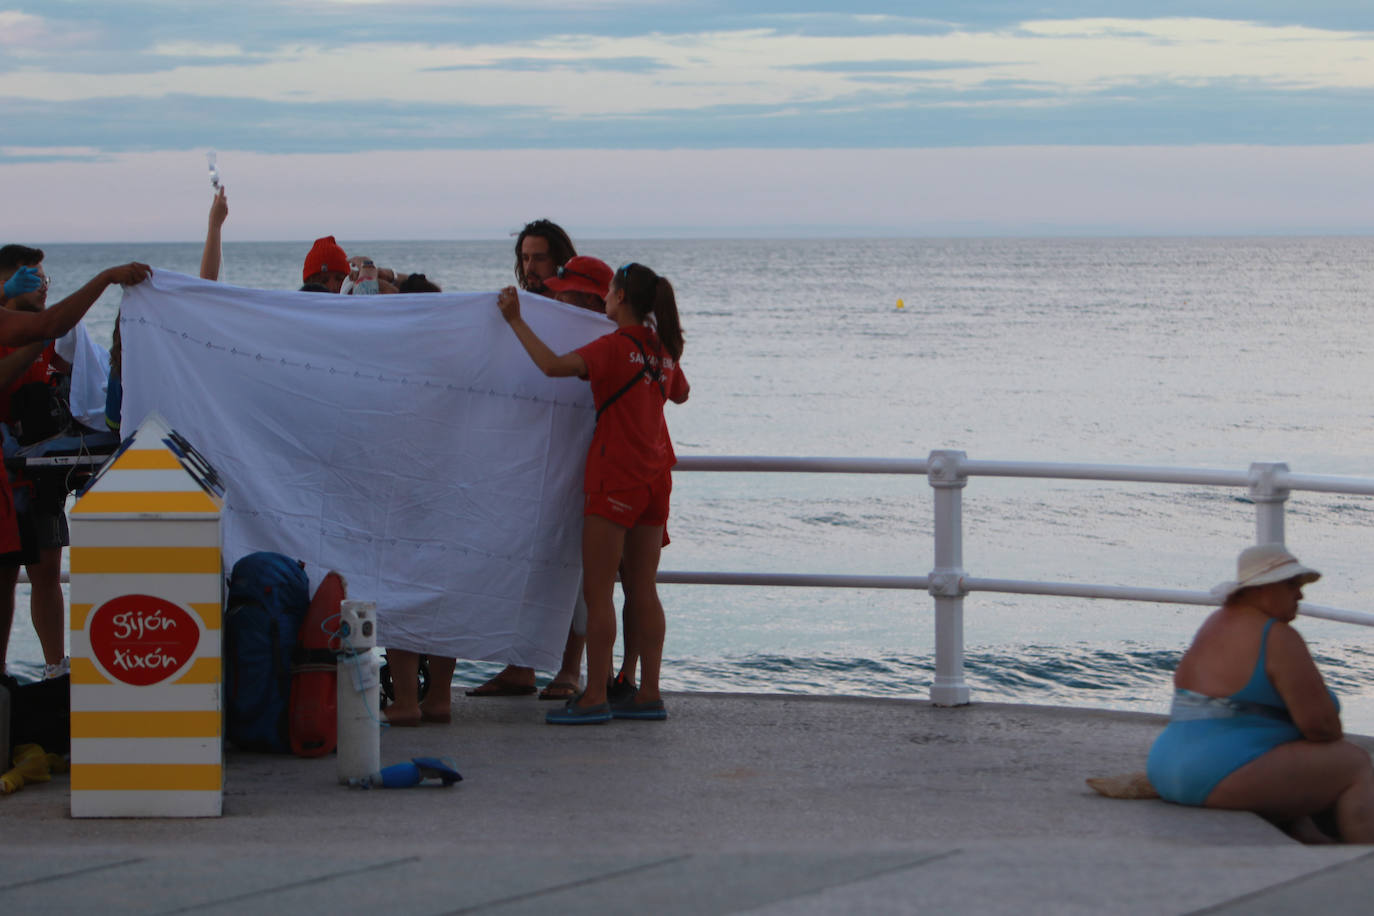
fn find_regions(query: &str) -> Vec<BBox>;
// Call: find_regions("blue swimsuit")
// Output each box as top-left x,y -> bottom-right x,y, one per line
1146,619 -> 1338,806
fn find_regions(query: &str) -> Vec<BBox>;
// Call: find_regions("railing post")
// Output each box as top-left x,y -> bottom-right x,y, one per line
928,449 -> 971,706
1249,462 -> 1290,545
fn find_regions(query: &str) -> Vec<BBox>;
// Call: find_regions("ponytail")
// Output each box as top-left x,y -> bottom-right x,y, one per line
614,262 -> 685,360
650,277 -> 683,361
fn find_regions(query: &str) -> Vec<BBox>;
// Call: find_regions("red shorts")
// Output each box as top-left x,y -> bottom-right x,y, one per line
585,471 -> 671,529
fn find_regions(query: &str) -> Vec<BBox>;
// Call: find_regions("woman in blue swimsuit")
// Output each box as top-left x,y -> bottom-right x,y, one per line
1148,544 -> 1374,843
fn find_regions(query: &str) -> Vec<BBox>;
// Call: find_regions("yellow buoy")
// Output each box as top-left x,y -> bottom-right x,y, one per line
896,298 -> 905,310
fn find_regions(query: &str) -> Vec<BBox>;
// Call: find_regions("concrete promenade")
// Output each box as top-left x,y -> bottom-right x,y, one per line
3,692 -> 1372,914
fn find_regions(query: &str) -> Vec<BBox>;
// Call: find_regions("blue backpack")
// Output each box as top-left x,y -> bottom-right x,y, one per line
224,552 -> 310,753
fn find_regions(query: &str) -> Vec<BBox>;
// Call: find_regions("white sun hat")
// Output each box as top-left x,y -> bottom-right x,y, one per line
1212,543 -> 1321,603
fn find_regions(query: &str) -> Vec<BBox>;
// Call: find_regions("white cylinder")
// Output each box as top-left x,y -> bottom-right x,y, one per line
336,600 -> 381,785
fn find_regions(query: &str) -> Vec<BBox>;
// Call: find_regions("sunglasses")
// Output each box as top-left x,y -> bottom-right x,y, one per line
556,264 -> 599,284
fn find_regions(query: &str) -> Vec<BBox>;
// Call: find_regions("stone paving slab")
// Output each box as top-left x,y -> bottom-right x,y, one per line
2,693 -> 1371,914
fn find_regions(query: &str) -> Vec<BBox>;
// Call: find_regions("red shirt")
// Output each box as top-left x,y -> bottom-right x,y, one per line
576,325 -> 687,492
0,342 -> 56,424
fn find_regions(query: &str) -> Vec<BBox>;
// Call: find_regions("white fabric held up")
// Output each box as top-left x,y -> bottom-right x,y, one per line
55,322 -> 111,431
120,270 -> 611,669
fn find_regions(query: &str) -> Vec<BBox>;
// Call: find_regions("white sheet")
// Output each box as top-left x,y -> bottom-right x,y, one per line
120,270 -> 611,669
54,323 -> 111,431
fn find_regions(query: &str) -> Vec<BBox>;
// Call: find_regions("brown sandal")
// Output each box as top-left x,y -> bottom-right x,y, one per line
538,680 -> 579,701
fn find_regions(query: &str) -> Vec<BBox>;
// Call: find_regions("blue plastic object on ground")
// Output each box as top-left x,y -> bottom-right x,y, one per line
375,756 -> 462,788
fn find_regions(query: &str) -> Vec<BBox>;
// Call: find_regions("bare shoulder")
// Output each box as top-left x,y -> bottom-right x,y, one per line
1176,608 -> 1265,693
1266,619 -> 1316,664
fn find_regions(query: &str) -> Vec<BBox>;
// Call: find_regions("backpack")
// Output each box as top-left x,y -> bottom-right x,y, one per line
289,570 -> 346,757
10,375 -> 75,446
1,671 -> 70,763
224,552 -> 310,753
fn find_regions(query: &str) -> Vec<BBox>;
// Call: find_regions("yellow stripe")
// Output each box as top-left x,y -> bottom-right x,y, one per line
70,657 -> 112,686
71,491 -> 219,515
192,602 -> 222,630
71,710 -> 221,739
72,602 -> 94,629
110,450 -> 183,471
69,546 -> 221,575
179,657 -> 221,684
72,764 -> 221,792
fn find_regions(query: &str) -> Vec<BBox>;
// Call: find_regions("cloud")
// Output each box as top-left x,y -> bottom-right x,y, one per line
4,80 -> 1374,156
789,59 -> 995,73
3,9 -> 1373,156
421,56 -> 665,73
149,41 -> 249,58
0,145 -> 110,164
8,17 -> 1374,110
0,10 -> 50,47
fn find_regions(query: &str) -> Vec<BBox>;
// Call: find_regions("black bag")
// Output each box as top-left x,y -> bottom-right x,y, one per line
1,671 -> 70,762
9,376 -> 75,446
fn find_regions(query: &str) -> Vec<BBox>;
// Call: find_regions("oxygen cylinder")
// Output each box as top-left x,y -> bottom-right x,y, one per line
336,599 -> 381,785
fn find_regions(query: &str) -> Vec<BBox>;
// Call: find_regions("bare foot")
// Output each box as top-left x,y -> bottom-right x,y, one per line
383,705 -> 421,727
420,701 -> 452,724
1274,815 -> 1339,845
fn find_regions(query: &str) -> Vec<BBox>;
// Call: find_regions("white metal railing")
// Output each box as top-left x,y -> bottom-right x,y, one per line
663,451 -> 1374,706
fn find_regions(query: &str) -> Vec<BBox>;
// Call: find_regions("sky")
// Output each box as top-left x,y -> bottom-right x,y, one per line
4,1 -> 1374,241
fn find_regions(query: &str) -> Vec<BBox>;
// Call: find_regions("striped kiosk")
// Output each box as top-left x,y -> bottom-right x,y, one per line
68,413 -> 225,817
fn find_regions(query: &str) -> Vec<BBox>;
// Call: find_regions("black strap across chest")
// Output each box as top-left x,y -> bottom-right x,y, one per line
595,331 -> 666,422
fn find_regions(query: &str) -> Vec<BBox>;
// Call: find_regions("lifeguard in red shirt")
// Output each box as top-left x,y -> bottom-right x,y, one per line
498,262 -> 689,724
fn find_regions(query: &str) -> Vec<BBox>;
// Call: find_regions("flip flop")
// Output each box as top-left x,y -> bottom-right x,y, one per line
538,680 -> 579,701
546,698 -> 611,725
464,680 -> 537,697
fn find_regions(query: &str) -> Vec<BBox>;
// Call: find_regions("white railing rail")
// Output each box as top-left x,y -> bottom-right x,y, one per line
666,450 -> 1374,706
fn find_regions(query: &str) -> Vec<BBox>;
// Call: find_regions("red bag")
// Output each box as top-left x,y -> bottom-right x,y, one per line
289,571 -> 346,757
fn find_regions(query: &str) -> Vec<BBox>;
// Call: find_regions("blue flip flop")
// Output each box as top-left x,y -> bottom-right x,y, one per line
546,698 -> 612,725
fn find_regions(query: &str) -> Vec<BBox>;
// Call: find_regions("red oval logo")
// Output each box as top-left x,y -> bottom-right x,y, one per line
88,595 -> 201,686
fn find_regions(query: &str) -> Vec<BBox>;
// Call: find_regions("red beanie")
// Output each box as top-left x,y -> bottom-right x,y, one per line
302,236 -> 348,282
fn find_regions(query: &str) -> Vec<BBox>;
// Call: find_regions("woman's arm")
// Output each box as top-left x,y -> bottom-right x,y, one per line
496,287 -> 587,378
1268,621 -> 1343,741
669,370 -> 689,404
199,187 -> 228,281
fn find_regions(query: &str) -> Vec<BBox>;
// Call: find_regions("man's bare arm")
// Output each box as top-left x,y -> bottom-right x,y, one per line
0,263 -> 152,347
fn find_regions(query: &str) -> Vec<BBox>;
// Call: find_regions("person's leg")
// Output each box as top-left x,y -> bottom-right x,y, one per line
383,649 -> 422,725
1207,739 -> 1374,843
27,546 -> 65,666
421,656 -> 457,723
0,565 -> 18,672
542,625 -> 584,698
578,515 -> 626,709
619,524 -> 665,704
616,564 -> 639,687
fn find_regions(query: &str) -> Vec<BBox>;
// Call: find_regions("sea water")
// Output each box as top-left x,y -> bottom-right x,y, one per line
11,236 -> 1374,730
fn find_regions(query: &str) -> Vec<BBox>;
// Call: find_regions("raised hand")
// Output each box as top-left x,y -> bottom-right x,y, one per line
3,266 -> 42,298
497,286 -> 522,323
104,263 -> 153,287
